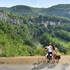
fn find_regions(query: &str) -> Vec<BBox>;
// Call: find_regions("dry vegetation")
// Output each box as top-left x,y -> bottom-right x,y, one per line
0,56 -> 69,65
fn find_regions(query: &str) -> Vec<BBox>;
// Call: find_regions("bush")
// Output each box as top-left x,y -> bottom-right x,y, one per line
33,47 -> 46,56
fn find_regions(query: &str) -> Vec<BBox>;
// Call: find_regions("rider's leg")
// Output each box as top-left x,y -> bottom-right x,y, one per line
52,53 -> 55,63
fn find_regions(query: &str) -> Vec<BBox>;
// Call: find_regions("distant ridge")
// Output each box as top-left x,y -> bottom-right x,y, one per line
0,4 -> 70,18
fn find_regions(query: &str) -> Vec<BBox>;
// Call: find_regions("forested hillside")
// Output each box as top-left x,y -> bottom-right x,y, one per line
0,4 -> 70,56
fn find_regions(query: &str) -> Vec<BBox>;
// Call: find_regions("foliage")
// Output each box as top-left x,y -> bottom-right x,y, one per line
0,9 -> 70,56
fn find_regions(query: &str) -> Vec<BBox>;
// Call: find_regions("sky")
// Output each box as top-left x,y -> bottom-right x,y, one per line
0,0 -> 70,8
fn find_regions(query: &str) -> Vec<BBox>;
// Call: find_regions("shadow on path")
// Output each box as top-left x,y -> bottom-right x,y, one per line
32,63 -> 56,70
32,63 -> 69,70
62,63 -> 69,70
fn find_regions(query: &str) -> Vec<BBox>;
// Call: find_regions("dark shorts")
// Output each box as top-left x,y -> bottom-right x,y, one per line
47,52 -> 52,59
48,52 -> 52,56
56,55 -> 61,59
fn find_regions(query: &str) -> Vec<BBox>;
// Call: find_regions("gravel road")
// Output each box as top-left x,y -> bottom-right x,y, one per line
0,56 -> 70,70
0,64 -> 70,70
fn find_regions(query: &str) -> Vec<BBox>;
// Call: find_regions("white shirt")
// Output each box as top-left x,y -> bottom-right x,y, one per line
46,45 -> 53,52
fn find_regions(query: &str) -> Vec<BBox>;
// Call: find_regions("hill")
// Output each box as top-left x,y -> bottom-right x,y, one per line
0,5 -> 70,56
1,4 -> 70,18
0,10 -> 70,56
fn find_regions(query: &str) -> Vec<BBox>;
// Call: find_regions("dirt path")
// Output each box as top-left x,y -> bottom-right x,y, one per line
0,56 -> 45,65
59,56 -> 70,64
0,56 -> 70,70
0,56 -> 69,65
0,63 -> 70,70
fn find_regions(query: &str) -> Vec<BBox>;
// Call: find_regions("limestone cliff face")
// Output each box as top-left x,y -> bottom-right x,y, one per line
0,11 -> 24,25
0,10 -> 69,28
29,18 -> 62,28
0,11 -> 7,22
